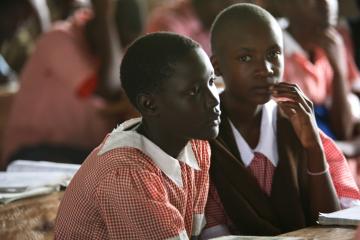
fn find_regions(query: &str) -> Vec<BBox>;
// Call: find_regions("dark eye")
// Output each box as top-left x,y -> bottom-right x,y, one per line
209,77 -> 216,86
188,86 -> 200,96
239,55 -> 252,62
268,50 -> 281,59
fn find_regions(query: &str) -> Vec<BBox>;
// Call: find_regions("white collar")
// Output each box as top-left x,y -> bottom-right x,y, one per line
97,118 -> 200,187
229,100 -> 279,167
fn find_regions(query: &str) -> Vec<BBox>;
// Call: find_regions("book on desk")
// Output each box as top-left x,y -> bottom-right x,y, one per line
0,160 -> 80,204
318,205 -> 360,226
210,236 -> 304,239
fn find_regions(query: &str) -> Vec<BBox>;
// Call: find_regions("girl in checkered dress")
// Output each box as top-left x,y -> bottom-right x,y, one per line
55,32 -> 221,239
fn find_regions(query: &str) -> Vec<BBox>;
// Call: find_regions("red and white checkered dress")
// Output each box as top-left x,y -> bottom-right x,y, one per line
205,131 -> 360,231
55,119 -> 210,240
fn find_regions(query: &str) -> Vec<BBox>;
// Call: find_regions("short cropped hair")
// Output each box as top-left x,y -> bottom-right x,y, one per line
120,32 -> 200,108
210,3 -> 280,54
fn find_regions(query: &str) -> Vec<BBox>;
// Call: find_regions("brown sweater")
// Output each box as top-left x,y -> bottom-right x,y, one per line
210,103 -> 314,235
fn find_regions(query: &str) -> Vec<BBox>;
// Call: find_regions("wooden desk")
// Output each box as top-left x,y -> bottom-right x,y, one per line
0,191 -> 64,240
279,225 -> 357,240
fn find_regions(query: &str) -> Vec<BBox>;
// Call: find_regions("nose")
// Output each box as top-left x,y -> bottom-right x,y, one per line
256,59 -> 274,77
205,84 -> 220,112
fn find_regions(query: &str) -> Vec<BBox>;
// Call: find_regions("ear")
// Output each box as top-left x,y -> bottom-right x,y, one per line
210,55 -> 222,76
136,93 -> 159,116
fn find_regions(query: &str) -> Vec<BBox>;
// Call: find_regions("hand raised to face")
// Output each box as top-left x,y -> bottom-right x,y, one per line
271,82 -> 322,149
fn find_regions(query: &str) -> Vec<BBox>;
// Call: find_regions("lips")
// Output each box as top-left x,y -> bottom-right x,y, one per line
253,85 -> 272,95
208,111 -> 221,126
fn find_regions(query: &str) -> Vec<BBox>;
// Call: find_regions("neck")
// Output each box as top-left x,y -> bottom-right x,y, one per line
222,92 -> 262,126
137,120 -> 188,159
222,92 -> 263,148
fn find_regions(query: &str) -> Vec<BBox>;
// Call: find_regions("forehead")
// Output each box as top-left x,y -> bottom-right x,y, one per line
162,48 -> 214,90
220,19 -> 283,52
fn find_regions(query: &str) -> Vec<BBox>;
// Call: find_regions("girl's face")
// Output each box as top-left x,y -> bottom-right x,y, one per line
154,47 -> 221,140
212,19 -> 284,105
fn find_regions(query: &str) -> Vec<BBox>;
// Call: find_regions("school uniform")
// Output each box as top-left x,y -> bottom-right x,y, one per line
55,118 -> 210,240
203,99 -> 360,237
282,28 -> 360,139
282,26 -> 360,189
282,29 -> 360,106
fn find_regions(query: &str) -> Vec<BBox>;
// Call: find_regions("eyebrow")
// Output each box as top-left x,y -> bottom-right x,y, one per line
235,44 -> 282,52
269,44 -> 282,50
235,47 -> 254,52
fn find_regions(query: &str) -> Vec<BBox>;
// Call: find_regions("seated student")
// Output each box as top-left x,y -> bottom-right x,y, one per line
202,3 -> 360,238
263,0 -> 360,187
55,32 -> 221,239
1,0 -> 138,169
268,0 -> 360,141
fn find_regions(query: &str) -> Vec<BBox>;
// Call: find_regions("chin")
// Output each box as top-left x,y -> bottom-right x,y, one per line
195,126 -> 220,140
253,96 -> 271,105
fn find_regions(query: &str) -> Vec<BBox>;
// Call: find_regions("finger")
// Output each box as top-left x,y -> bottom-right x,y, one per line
273,83 -> 313,111
272,88 -> 311,113
278,101 -> 309,116
278,103 -> 297,120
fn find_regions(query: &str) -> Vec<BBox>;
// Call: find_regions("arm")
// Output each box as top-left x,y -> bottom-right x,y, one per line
115,0 -> 145,48
318,28 -> 354,140
272,82 -> 340,222
87,0 -> 123,100
201,182 -> 231,239
320,131 -> 360,208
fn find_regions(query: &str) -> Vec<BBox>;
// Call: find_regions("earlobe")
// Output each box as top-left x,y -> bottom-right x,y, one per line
210,55 -> 222,76
136,94 -> 158,116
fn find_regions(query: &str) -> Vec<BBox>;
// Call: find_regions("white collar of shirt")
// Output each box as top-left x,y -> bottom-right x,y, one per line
228,100 -> 279,167
97,118 -> 200,187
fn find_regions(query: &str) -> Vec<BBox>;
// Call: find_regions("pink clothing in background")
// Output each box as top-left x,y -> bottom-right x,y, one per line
1,10 -> 116,166
282,30 -> 360,105
146,0 -> 211,55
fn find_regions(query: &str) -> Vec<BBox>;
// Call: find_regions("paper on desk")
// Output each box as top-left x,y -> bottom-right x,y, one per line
210,236 -> 304,240
0,185 -> 59,204
7,160 -> 80,177
0,160 -> 81,204
318,205 -> 360,226
0,172 -> 68,192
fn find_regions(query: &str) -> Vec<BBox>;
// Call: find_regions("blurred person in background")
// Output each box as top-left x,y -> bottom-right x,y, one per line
262,0 -> 360,185
1,0 -> 140,170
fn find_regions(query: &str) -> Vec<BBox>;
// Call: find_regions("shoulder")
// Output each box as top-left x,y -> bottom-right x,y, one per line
95,159 -> 167,203
74,133 -> 161,186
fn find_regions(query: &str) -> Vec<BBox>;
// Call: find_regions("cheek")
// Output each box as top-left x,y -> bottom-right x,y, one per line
164,99 -> 201,118
272,56 -> 284,77
222,67 -> 248,90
